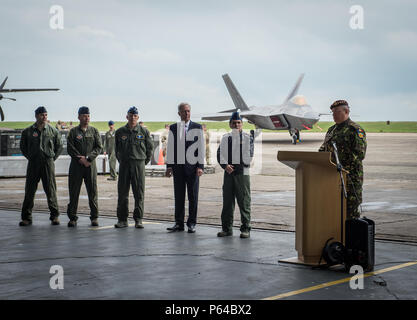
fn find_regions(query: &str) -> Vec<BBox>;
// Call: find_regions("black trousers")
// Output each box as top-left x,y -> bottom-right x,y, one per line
172,165 -> 199,227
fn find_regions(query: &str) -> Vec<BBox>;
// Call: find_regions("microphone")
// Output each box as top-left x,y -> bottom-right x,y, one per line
331,141 -> 342,172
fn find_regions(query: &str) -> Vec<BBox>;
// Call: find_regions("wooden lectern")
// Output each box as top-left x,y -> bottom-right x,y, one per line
277,151 -> 347,266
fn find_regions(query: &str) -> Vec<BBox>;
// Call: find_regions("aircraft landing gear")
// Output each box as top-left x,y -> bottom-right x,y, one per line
254,128 -> 262,138
289,129 -> 300,145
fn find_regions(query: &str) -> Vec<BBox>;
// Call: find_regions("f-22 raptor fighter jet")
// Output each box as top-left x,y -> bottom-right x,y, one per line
0,76 -> 59,121
202,74 -> 321,144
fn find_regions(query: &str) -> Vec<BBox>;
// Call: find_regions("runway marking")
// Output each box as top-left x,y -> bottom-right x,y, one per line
262,260 -> 417,300
89,221 -> 161,230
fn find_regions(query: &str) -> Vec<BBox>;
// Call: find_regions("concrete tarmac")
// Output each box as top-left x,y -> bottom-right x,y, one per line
0,210 -> 416,300
1,132 -> 416,242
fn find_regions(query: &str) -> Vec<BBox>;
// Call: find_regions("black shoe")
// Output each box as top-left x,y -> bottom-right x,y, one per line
167,224 -> 184,232
91,219 -> 99,227
51,217 -> 60,226
188,224 -> 196,233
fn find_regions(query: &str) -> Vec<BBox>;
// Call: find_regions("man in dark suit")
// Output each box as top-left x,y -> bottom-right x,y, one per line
165,102 -> 204,233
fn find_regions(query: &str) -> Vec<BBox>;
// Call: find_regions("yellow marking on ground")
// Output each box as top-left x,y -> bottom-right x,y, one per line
89,221 -> 161,230
262,261 -> 417,300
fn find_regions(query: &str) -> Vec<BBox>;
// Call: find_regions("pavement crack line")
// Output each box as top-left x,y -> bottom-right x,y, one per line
0,253 -> 215,265
376,218 -> 417,225
0,254 -> 278,267
373,275 -> 400,300
214,256 -> 277,266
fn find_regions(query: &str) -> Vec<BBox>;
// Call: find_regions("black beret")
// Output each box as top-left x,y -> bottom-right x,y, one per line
330,100 -> 349,109
35,106 -> 47,115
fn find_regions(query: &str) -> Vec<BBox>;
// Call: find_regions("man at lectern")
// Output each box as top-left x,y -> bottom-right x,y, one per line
318,100 -> 367,219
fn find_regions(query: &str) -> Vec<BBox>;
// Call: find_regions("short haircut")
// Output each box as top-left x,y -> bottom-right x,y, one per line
178,102 -> 190,112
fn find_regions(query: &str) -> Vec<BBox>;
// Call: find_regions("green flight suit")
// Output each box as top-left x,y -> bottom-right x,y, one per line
20,123 -> 63,222
104,130 -> 117,178
319,118 -> 367,219
115,124 -> 153,222
66,125 -> 103,221
217,131 -> 254,233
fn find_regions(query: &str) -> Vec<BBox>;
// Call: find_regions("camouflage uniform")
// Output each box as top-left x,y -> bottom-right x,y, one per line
319,118 -> 367,219
204,130 -> 210,165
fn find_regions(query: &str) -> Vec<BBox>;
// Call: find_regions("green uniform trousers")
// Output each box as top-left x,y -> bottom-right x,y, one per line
117,159 -> 145,222
67,160 -> 98,221
108,150 -> 117,178
21,158 -> 59,221
221,172 -> 251,233
347,174 -> 362,219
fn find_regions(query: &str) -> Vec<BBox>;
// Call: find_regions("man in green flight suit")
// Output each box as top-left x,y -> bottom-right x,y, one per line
319,100 -> 367,219
114,106 -> 153,229
217,112 -> 254,239
19,106 -> 63,226
66,106 -> 103,227
104,120 -> 118,181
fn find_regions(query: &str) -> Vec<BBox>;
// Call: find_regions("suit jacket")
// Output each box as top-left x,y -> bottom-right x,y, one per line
166,120 -> 204,174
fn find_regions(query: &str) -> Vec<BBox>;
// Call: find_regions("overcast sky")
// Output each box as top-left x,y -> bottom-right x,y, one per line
1,0 -> 416,121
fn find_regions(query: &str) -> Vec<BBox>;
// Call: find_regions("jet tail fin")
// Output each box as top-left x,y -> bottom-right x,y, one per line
222,74 -> 249,111
0,77 -> 8,90
284,73 -> 304,103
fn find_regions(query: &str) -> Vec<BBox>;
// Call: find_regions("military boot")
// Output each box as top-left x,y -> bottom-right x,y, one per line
67,220 -> 77,228
240,231 -> 250,239
91,219 -> 99,227
114,220 -> 128,228
135,219 -> 144,229
19,220 -> 32,227
51,217 -> 60,226
217,231 -> 233,237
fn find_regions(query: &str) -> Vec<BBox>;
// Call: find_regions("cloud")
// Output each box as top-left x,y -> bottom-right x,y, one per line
1,0 -> 416,121
69,25 -> 116,39
385,30 -> 417,60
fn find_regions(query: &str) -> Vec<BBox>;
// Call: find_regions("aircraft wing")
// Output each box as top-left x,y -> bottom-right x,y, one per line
0,77 -> 59,92
201,113 -> 233,121
0,88 -> 59,92
201,109 -> 266,121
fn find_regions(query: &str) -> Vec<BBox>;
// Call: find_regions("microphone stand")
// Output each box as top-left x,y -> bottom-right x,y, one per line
331,141 -> 347,245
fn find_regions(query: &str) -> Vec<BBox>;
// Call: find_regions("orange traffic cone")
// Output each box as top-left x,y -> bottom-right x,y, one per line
157,148 -> 164,165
